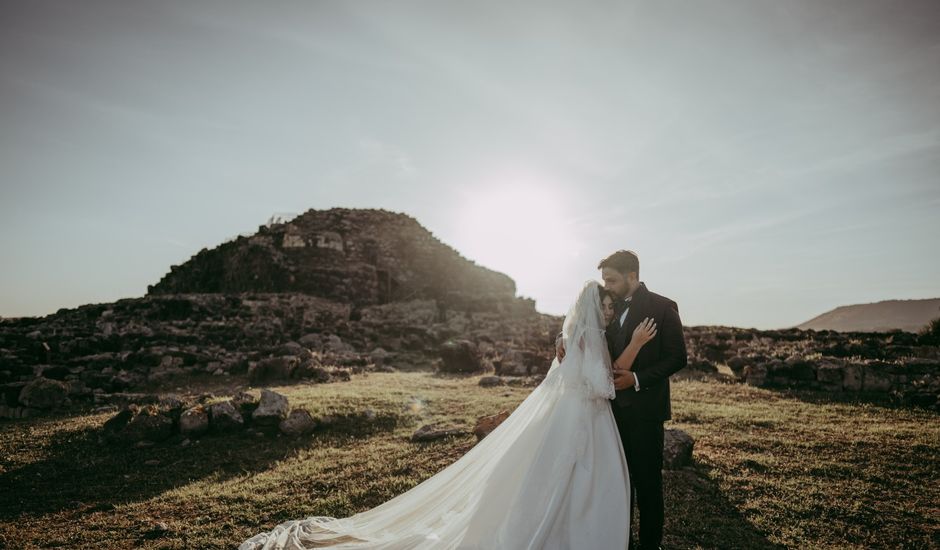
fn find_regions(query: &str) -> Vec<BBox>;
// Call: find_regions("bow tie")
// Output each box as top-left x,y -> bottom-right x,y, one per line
613,298 -> 631,318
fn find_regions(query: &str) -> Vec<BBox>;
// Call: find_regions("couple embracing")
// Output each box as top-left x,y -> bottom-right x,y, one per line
240,250 -> 688,549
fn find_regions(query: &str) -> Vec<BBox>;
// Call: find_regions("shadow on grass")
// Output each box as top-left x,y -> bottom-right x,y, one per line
0,410 -> 400,521
763,386 -> 937,414
661,461 -> 786,549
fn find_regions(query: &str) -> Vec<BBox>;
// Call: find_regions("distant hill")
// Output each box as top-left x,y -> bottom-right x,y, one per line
797,298 -> 940,333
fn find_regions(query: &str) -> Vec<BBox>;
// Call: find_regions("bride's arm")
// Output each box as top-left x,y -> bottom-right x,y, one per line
613,318 -> 656,371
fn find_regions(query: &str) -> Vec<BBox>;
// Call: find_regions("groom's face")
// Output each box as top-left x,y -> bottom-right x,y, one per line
601,267 -> 634,299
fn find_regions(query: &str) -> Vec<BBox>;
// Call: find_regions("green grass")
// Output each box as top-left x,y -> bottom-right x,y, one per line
1,373 -> 937,549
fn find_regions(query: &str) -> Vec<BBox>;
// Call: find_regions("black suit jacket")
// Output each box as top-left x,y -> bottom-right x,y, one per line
606,282 -> 687,421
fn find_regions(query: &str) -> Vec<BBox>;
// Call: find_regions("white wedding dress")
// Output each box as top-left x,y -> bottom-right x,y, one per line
239,280 -> 631,549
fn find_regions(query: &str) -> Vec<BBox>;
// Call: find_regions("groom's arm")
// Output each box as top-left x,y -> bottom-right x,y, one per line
634,301 -> 687,389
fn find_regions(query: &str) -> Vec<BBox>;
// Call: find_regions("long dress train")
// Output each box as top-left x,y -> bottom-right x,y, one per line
239,280 -> 630,549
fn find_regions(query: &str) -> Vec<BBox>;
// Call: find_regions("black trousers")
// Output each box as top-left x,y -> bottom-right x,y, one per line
611,404 -> 665,548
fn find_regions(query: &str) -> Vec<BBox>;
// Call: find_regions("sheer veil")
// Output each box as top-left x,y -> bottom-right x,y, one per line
550,279 -> 616,401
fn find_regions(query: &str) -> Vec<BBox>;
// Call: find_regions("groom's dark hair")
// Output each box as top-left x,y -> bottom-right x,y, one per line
598,250 -> 639,277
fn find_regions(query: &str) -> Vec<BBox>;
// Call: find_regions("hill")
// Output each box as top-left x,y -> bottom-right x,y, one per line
147,207 -> 515,307
797,298 -> 940,333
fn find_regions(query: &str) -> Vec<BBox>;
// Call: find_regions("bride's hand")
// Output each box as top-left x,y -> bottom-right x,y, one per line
631,318 -> 657,347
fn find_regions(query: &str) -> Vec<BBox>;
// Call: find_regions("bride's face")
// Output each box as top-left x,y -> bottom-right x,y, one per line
601,294 -> 615,325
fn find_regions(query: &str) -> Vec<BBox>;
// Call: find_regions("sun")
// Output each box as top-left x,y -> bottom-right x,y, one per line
452,176 -> 582,303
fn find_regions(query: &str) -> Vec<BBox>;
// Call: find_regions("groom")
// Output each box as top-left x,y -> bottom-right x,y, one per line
556,250 -> 687,550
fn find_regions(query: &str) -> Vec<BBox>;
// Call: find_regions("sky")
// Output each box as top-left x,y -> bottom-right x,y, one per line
1,0 -> 938,329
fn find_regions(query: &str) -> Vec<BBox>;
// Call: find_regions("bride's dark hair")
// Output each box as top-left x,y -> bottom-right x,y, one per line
597,286 -> 612,302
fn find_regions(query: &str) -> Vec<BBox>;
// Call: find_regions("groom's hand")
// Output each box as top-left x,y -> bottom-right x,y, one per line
612,370 -> 636,391
555,334 -> 566,361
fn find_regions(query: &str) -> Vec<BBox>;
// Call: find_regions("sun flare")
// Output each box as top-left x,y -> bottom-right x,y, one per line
453,178 -> 583,305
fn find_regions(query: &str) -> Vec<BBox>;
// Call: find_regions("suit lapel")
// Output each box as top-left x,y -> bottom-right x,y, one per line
617,282 -> 649,352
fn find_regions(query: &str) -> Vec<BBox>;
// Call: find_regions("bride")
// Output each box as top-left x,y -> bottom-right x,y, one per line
239,280 -> 657,549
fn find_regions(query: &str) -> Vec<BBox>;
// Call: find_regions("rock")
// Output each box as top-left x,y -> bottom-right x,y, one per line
276,341 -> 308,357
411,423 -> 465,442
179,405 -> 210,436
110,369 -> 144,390
158,393 -> 186,412
36,365 -> 70,380
494,349 -> 548,376
104,404 -> 174,443
293,360 -> 332,382
18,377 -> 69,409
298,333 -> 322,348
232,390 -> 260,417
862,363 -> 893,391
248,356 -> 300,384
478,375 -> 504,387
726,356 -> 750,378
142,521 -> 171,539
438,340 -> 482,373
743,363 -> 769,387
843,363 -> 863,391
781,355 -> 818,381
1,382 -> 27,407
687,359 -> 718,374
279,408 -> 317,436
505,375 -> 544,387
370,347 -> 390,366
252,389 -> 289,427
663,428 -> 695,469
325,334 -> 353,353
815,363 -> 843,390
209,400 -> 244,431
473,410 -> 511,440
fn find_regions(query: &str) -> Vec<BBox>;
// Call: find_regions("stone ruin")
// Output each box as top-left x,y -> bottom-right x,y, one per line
682,326 -> 939,409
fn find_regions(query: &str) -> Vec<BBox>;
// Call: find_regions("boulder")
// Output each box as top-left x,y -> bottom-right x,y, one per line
209,400 -> 244,431
179,405 -> 210,436
110,369 -> 144,391
103,404 -> 174,443
726,356 -> 750,378
325,334 -> 354,353
494,349 -> 550,376
816,363 -> 844,391
663,428 -> 695,469
842,363 -> 863,391
370,347 -> 391,366
438,340 -> 482,373
232,390 -> 260,417
781,356 -> 818,381
279,408 -> 317,436
473,410 -> 511,441
862,363 -> 893,392
411,423 -> 465,442
293,360 -> 332,382
276,341 -> 308,358
252,389 -> 289,427
18,377 -> 70,409
248,356 -> 300,384
478,375 -> 504,387
743,364 -> 768,387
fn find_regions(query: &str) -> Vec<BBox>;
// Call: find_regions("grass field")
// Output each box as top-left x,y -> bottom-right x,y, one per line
1,372 -> 937,549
